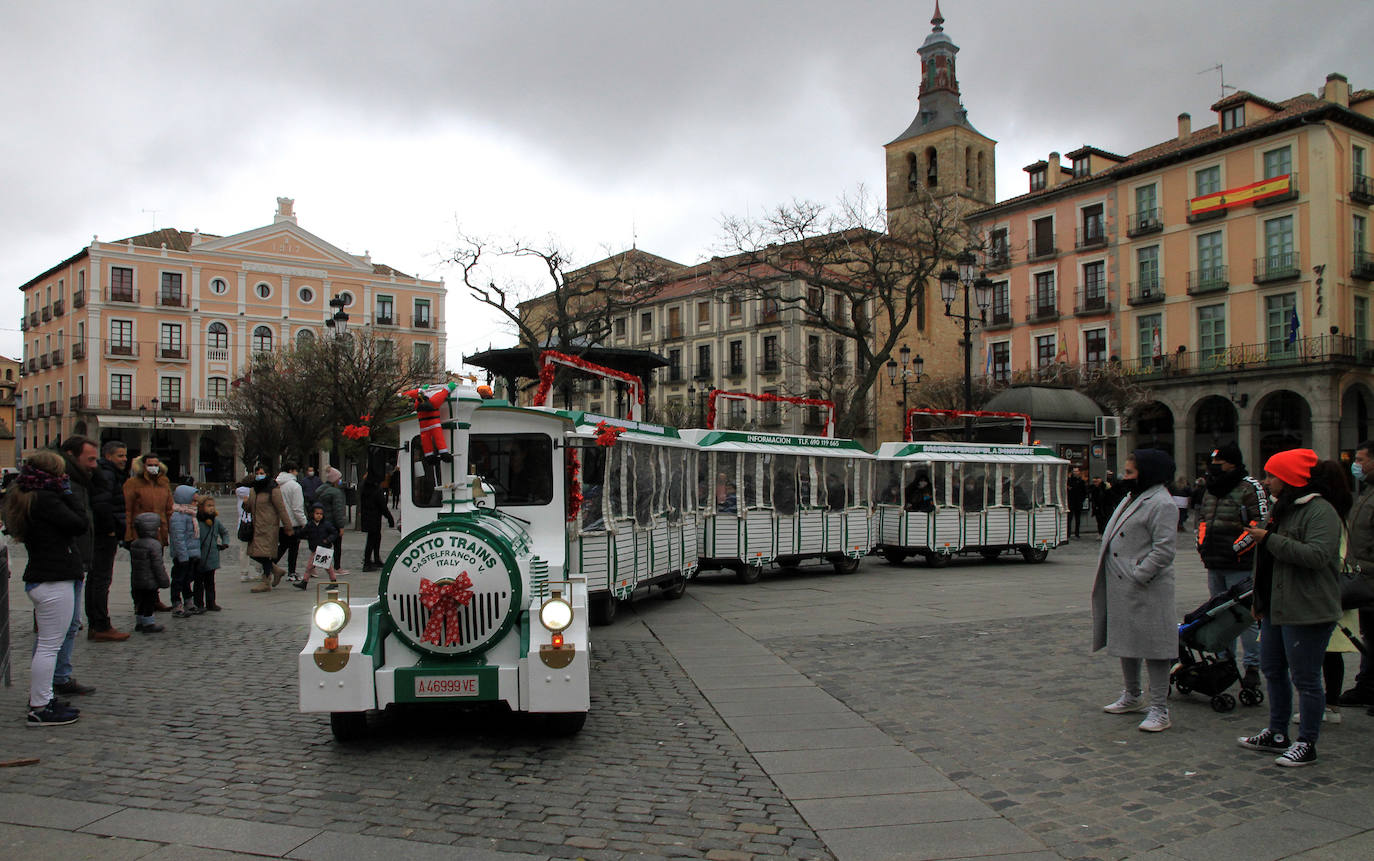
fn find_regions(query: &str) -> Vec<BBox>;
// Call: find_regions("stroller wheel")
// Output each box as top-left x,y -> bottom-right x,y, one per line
1211,693 -> 1237,713
1238,687 -> 1264,707
1175,681 -> 1192,695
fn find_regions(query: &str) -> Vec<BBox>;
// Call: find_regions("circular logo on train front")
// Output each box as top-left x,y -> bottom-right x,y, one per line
381,521 -> 521,657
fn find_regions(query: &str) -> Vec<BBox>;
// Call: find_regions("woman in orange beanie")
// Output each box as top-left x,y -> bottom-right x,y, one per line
1236,448 -> 1343,767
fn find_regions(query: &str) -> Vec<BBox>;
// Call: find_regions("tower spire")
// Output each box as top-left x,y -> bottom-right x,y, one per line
932,1 -> 943,31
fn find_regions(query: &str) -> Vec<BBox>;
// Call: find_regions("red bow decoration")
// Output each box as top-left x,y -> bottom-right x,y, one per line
419,574 -> 473,646
341,424 -> 371,440
594,420 -> 626,447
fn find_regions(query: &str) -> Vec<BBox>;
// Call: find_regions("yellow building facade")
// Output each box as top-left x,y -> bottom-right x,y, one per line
965,74 -> 1374,475
17,198 -> 446,480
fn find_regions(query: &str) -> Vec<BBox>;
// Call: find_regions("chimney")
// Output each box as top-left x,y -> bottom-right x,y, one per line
274,197 -> 297,224
1046,152 -> 1062,189
1177,112 -> 1191,141
1321,73 -> 1350,107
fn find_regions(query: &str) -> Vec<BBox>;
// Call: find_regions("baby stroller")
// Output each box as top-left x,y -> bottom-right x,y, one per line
1172,579 -> 1264,712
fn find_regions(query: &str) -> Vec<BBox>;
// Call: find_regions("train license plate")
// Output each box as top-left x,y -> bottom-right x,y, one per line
413,675 -> 481,698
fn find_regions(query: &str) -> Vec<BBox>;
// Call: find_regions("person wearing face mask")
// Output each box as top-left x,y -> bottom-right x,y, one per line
1195,441 -> 1269,692
244,466 -> 294,593
1339,440 -> 1374,710
1092,448 -> 1179,733
123,453 -> 174,612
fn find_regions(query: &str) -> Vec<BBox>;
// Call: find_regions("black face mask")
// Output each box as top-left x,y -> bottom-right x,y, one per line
1207,463 -> 1225,477
1116,478 -> 1138,496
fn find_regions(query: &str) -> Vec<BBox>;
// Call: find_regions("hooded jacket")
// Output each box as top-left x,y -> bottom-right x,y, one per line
1197,465 -> 1269,571
302,503 -> 337,550
197,506 -> 231,571
1252,491 -> 1342,625
169,484 -> 201,563
123,455 -> 173,544
93,455 -> 129,539
129,511 -> 169,591
18,480 -> 88,585
276,471 -> 307,528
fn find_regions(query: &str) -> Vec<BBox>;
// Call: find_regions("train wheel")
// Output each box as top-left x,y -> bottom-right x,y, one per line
661,575 -> 688,600
590,594 -> 619,626
330,711 -> 369,743
735,563 -> 763,584
534,711 -> 587,736
924,552 -> 949,568
883,549 -> 908,565
1021,546 -> 1049,563
831,555 -> 861,575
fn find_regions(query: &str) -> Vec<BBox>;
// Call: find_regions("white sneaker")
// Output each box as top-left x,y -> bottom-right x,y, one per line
1138,707 -> 1171,732
1103,691 -> 1147,714
1289,706 -> 1341,725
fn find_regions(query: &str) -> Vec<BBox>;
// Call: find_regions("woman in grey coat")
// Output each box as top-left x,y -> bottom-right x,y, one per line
1091,448 -> 1179,732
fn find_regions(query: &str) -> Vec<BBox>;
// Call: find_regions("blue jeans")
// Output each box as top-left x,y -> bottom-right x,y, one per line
1207,569 -> 1259,669
1260,617 -> 1336,744
30,580 -> 83,685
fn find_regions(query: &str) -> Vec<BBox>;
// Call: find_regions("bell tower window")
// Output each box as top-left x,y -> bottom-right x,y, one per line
908,153 -> 921,191
926,147 -> 939,187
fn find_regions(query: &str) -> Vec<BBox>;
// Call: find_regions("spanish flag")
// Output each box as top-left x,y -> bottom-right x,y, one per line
1188,174 -> 1291,216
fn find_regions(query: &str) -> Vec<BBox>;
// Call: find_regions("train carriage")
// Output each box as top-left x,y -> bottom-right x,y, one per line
563,412 -> 699,625
875,441 -> 1069,565
299,383 -> 591,741
681,429 -> 873,582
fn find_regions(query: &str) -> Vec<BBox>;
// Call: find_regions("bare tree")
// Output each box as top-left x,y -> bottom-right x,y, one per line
714,186 -> 974,438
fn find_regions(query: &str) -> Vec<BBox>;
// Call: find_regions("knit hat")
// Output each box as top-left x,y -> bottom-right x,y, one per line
1131,448 -> 1176,491
1210,441 -> 1244,468
324,466 -> 342,484
1263,448 -> 1318,488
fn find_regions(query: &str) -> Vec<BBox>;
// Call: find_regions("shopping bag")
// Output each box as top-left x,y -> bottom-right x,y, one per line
312,544 -> 335,570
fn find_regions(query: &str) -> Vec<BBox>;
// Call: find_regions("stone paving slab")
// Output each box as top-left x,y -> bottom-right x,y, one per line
80,808 -> 318,856
0,822 -> 161,860
754,746 -> 929,774
735,724 -> 896,752
794,790 -> 996,829
1162,809 -> 1360,861
771,765 -> 959,800
0,790 -> 123,829
723,709 -> 875,734
287,830 -> 544,861
816,818 -> 1047,861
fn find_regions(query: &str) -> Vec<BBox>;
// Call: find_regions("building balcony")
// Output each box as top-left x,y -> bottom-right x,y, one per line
1126,209 -> 1163,236
193,398 -> 228,414
985,249 -> 1012,271
52,299 -> 65,317
159,345 -> 188,361
36,404 -> 46,418
1253,172 -> 1299,208
759,410 -> 782,428
412,316 -> 432,329
26,358 -> 37,373
984,309 -> 1013,330
1353,251 -> 1374,281
71,342 -> 86,361
1186,205 -> 1226,224
757,357 -> 781,375
39,355 -> 50,370
106,287 -> 139,303
1112,332 -> 1368,381
1074,288 -> 1110,316
1025,295 -> 1059,323
51,350 -> 64,367
375,315 -> 394,326
662,324 -> 685,341
47,401 -> 61,417
72,289 -> 86,309
160,401 -> 182,412
104,341 -> 139,358
1074,225 -> 1107,250
207,347 -> 229,362
110,398 -> 132,411
70,394 -> 86,411
1353,173 -> 1374,205
42,305 -> 52,322
724,362 -> 747,380
1254,252 -> 1300,283
665,365 -> 684,383
1027,242 -> 1058,262
691,365 -> 713,382
1187,266 -> 1229,295
1127,279 -> 1166,305
22,406 -> 33,420
19,314 -> 26,332
158,290 -> 189,308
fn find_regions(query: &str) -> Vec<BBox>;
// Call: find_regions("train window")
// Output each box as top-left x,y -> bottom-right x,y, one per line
931,462 -> 949,507
633,444 -> 654,526
742,453 -> 765,510
903,464 -> 934,511
960,463 -> 986,512
605,444 -> 627,521
877,461 -> 903,505
469,434 -> 554,506
1012,465 -> 1033,510
578,445 -> 606,531
772,455 -> 797,515
825,458 -> 848,509
410,436 -> 442,508
712,452 -> 738,513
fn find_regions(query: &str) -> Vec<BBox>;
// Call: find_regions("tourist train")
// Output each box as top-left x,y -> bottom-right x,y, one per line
299,358 -> 1068,741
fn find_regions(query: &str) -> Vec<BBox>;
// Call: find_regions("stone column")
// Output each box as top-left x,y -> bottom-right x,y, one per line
187,429 -> 203,482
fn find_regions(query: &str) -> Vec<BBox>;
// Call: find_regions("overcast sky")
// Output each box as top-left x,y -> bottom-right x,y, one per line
4,0 -> 1371,371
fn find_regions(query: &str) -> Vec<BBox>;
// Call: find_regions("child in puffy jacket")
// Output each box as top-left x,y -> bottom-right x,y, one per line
195,496 -> 231,612
130,512 -> 169,633
168,484 -> 201,617
293,503 -> 337,588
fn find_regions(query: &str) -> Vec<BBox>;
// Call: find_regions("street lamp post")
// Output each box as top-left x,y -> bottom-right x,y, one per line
885,344 -> 925,434
324,297 -> 350,469
138,396 -> 173,453
939,249 -> 993,441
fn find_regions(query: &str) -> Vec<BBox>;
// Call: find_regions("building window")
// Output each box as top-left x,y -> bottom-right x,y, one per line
760,296 -> 780,323
1137,246 -> 1160,290
728,340 -> 744,376
207,377 -> 228,400
640,311 -> 652,335
1198,304 -> 1226,361
832,294 -> 845,321
111,266 -> 134,301
252,325 -> 273,353
1263,145 -> 1292,179
1082,262 -> 1106,309
1221,105 -> 1244,130
667,348 -> 682,382
806,335 -> 821,374
1072,157 -> 1089,178
695,344 -> 711,380
1084,328 -> 1107,366
989,228 -> 1009,265
413,298 -> 431,328
1035,333 -> 1056,369
991,281 -> 1010,323
110,373 -> 132,409
159,377 -> 182,410
1195,166 -> 1221,197
159,323 -> 182,358
762,335 -> 779,372
1197,231 -> 1224,284
1354,214 -> 1367,254
614,316 -> 626,338
296,328 -> 315,349
1137,313 -> 1162,364
1357,145 -> 1368,181
109,320 -> 133,354
412,341 -> 432,369
990,342 -> 1010,384
1029,169 -> 1046,191
728,295 -> 742,319
299,286 -> 314,304
1355,296 -> 1369,344
377,339 -> 394,358
1032,216 -> 1055,257
209,277 -> 228,295
1134,184 -> 1157,222
1264,215 -> 1295,269
255,282 -> 272,300
697,301 -> 710,326
667,306 -> 682,338
376,295 -> 394,323
1080,203 -> 1104,244
1266,293 -> 1297,355
1034,271 -> 1055,316
337,291 -> 353,306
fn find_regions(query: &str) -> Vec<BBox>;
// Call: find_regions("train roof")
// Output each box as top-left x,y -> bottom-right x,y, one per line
678,428 -> 870,457
557,410 -> 696,448
875,441 -> 1068,463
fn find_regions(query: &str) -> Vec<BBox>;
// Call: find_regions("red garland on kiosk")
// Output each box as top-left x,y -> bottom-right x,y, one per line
594,420 -> 626,447
531,350 -> 644,420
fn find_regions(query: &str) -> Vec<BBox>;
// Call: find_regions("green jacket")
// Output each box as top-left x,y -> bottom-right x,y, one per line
1254,493 -> 1342,625
316,483 -> 347,534
1346,475 -> 1374,574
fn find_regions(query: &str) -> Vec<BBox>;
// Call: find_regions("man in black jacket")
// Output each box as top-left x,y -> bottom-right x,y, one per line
1195,441 -> 1268,691
1066,466 -> 1087,538
88,439 -> 131,642
54,435 -> 102,695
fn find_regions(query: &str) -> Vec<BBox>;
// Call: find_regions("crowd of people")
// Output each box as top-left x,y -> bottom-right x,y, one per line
4,438 -> 402,728
1091,439 -> 1374,769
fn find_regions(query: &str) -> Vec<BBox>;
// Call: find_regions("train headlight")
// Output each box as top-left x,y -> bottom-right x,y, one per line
314,587 -> 352,636
539,591 -> 573,633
